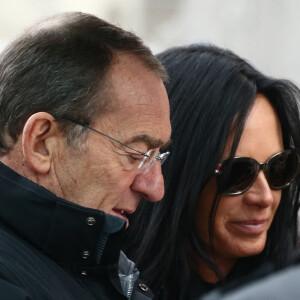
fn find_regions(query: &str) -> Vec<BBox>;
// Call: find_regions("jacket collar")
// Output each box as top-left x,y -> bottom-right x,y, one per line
0,162 -> 126,266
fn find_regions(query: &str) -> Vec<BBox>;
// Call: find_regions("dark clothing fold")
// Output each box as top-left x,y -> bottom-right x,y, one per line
187,256 -> 269,299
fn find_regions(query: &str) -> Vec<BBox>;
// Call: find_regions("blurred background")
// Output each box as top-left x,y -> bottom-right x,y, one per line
0,0 -> 299,85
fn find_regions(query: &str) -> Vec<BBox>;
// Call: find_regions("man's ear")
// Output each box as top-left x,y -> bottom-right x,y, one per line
22,112 -> 60,174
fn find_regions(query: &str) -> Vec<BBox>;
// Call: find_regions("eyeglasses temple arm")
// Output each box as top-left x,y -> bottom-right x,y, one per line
59,116 -> 150,157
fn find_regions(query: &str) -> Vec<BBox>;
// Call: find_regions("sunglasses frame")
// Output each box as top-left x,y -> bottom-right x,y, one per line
215,149 -> 300,196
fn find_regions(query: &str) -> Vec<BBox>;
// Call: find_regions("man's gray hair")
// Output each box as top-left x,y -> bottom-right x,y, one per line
0,12 -> 168,155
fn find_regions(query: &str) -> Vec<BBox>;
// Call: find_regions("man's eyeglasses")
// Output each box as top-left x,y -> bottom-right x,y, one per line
61,116 -> 170,174
215,149 -> 299,196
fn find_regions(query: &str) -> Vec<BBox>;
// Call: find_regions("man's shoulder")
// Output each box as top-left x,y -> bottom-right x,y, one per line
0,225 -> 37,299
0,223 -> 37,274
0,226 -> 154,300
0,278 -> 32,299
0,224 -> 92,299
0,223 -> 50,270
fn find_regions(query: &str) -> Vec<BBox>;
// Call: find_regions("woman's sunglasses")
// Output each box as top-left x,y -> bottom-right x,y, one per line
215,149 -> 300,196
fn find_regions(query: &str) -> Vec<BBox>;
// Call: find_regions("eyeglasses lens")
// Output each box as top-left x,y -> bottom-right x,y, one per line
218,150 -> 299,195
138,150 -> 156,172
219,159 -> 257,195
267,151 -> 298,189
159,152 -> 169,165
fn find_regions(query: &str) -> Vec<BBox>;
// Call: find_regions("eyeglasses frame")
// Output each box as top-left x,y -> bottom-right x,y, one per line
59,116 -> 169,173
215,148 -> 300,196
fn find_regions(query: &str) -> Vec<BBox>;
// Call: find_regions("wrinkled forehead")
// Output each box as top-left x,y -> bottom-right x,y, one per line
110,96 -> 171,149
94,54 -> 171,147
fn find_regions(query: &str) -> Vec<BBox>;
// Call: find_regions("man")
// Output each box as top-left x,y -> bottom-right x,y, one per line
0,12 -> 171,299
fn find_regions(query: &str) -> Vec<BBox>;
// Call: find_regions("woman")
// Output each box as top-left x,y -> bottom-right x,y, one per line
124,44 -> 300,299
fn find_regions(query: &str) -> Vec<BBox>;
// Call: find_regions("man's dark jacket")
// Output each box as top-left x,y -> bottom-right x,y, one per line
0,162 -> 153,299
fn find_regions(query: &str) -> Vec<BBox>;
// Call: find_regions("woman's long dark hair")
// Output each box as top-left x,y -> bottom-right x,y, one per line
124,44 -> 300,299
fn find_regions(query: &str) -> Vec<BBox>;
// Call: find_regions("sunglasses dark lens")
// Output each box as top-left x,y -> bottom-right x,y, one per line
218,158 -> 257,195
267,151 -> 299,188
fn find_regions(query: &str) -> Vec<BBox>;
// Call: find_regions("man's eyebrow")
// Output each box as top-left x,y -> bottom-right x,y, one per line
125,134 -> 172,149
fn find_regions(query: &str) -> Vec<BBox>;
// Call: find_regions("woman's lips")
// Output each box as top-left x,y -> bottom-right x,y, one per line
229,220 -> 268,235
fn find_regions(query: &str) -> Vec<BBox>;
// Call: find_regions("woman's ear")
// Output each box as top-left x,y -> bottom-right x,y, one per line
22,112 -> 60,174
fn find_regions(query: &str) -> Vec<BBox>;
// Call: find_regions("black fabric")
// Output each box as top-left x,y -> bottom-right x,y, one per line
188,256 -> 267,299
200,261 -> 291,300
188,274 -> 217,299
0,162 -> 152,299
0,278 -> 31,300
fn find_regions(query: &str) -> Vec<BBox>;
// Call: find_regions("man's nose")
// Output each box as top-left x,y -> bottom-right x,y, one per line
130,161 -> 165,202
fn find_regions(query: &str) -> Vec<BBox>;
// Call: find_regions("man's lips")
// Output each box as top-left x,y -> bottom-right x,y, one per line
111,209 -> 135,227
228,220 -> 268,235
111,209 -> 127,219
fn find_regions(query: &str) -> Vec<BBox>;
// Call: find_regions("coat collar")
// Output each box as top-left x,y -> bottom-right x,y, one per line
0,162 -> 126,266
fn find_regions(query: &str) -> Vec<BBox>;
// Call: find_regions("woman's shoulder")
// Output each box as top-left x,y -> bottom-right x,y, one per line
188,272 -> 219,299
